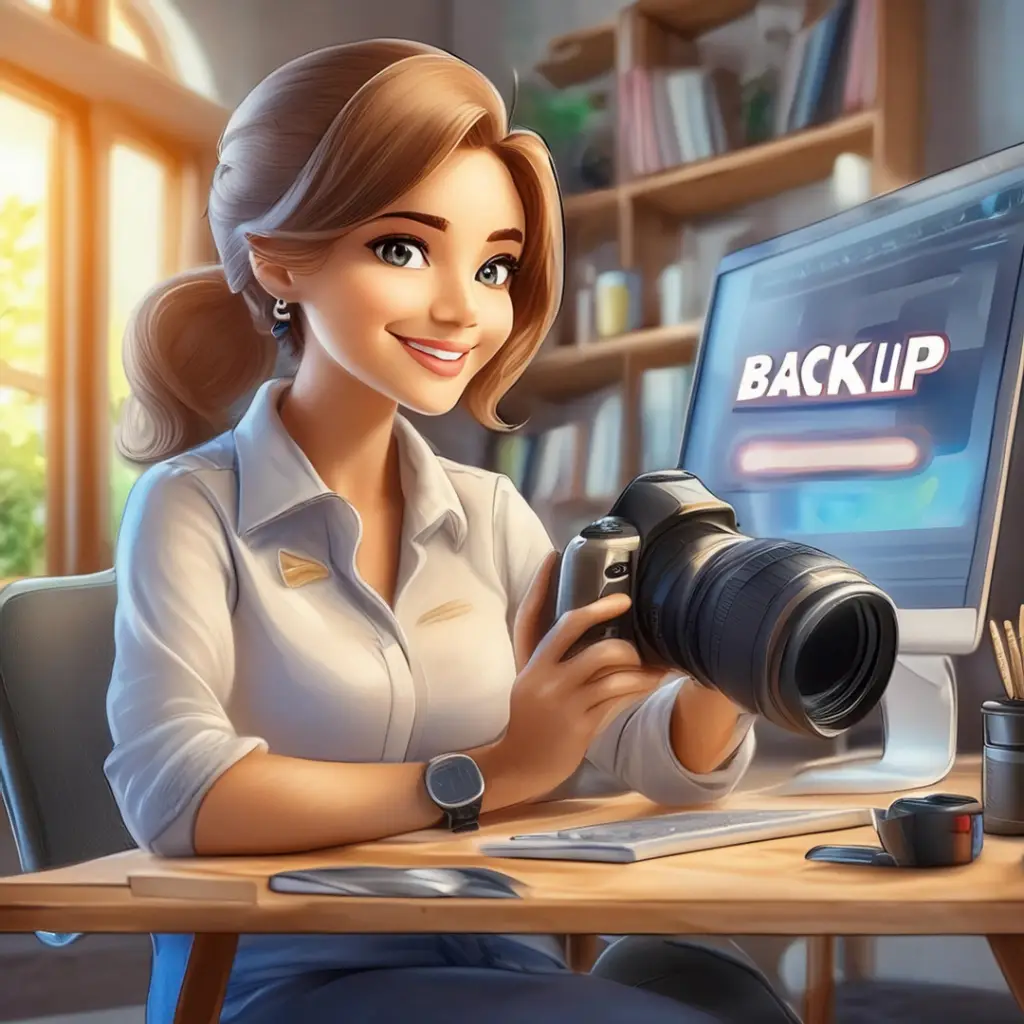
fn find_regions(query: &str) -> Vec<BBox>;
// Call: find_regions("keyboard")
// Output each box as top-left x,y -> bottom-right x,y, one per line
479,806 -> 874,863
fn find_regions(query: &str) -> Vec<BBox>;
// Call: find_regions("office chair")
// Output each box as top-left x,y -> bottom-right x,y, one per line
0,571 -> 135,947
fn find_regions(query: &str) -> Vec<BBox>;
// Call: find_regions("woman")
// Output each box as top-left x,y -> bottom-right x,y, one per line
105,39 -> 765,1024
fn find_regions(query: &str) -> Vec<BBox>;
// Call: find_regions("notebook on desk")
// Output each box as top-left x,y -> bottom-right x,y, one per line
478,807 -> 874,864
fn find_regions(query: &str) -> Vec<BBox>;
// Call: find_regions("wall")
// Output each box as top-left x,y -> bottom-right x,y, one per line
170,0 -> 451,104
925,0 -> 1024,175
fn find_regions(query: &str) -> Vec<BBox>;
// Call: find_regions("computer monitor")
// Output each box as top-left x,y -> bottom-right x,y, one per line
679,143 -> 1024,794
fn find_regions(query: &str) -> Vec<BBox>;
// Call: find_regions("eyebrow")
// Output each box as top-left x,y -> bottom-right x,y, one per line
374,211 -> 524,245
375,211 -> 449,231
487,228 -> 524,244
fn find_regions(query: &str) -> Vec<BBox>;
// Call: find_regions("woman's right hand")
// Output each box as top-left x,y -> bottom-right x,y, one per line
484,552 -> 666,806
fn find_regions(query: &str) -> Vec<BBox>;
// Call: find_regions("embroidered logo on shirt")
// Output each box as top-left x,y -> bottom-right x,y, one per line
278,549 -> 330,588
416,599 -> 473,626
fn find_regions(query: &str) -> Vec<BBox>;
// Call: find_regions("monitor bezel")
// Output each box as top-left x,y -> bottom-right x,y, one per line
680,140 -> 1024,655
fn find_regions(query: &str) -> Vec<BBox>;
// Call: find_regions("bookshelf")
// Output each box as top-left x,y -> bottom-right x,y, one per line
498,0 -> 924,543
518,320 -> 702,404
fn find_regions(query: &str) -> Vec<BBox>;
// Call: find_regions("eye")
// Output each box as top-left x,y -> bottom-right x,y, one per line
369,236 -> 429,269
477,256 -> 519,288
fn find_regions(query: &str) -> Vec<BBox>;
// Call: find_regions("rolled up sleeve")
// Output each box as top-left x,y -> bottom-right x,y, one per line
585,678 -> 757,806
104,464 -> 268,857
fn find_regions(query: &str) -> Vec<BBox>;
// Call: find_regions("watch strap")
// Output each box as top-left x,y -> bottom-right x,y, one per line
444,797 -> 482,833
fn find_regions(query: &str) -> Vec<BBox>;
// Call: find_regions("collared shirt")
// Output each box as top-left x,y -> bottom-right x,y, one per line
104,377 -> 755,976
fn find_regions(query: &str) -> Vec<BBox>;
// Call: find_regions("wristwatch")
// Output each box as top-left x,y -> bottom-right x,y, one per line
424,753 -> 485,832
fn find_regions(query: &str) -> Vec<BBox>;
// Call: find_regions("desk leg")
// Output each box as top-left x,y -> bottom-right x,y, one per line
988,935 -> 1024,1009
173,932 -> 239,1024
564,934 -> 602,973
802,936 -> 835,1024
842,935 -> 875,981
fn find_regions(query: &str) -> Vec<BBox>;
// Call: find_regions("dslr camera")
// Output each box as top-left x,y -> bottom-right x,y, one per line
555,471 -> 899,738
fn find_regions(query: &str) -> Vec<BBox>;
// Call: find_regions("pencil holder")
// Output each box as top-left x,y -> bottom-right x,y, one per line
982,698 -> 1024,835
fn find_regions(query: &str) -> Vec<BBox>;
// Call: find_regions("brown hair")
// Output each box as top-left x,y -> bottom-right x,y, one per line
117,40 -> 564,465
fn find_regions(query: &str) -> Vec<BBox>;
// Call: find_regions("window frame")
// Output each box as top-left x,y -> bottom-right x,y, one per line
0,0 -> 224,576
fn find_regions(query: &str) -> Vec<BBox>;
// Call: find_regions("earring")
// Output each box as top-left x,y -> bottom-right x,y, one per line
272,298 -> 292,339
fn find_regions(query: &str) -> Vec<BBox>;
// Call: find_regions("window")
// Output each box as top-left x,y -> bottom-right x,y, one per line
0,93 -> 54,578
0,0 -> 224,580
108,142 -> 174,540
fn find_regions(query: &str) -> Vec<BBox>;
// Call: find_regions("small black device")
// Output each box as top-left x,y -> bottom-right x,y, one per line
423,752 -> 484,832
982,698 -> 1024,835
805,792 -> 983,867
554,470 -> 899,738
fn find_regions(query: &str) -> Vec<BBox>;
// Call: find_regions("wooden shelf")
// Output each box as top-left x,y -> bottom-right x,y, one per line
535,21 -> 616,89
559,113 -> 876,228
627,110 -> 877,218
515,320 -> 702,403
562,185 -> 620,224
508,0 -> 924,498
534,0 -> 759,89
635,0 -> 759,36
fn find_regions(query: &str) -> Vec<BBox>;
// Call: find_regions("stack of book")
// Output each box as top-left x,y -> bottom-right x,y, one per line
617,10 -> 744,183
490,362 -> 697,505
619,62 -> 744,178
774,0 -> 877,136
491,389 -> 622,507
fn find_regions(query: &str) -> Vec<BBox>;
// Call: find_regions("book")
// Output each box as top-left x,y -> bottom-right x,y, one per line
774,24 -> 812,137
790,0 -> 856,131
492,433 -> 533,492
529,423 -> 579,502
640,364 -> 694,474
584,388 -> 623,499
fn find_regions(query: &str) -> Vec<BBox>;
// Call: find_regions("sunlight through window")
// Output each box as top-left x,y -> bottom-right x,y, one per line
108,1 -> 150,62
0,92 -> 54,578
22,0 -> 53,10
108,143 -> 168,539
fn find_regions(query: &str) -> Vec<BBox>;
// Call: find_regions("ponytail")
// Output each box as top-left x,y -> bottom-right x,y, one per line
117,265 -> 277,466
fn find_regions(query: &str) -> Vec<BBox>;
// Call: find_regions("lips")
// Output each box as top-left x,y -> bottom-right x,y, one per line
391,333 -> 474,379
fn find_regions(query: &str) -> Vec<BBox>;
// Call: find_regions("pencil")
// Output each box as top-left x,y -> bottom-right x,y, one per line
1018,604 -> 1024,686
990,618 -> 1016,699
1006,620 -> 1024,699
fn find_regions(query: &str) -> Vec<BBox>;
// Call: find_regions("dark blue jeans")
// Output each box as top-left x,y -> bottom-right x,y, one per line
148,933 -> 727,1024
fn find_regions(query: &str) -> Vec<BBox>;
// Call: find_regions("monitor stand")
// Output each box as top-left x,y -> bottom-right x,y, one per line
774,654 -> 958,796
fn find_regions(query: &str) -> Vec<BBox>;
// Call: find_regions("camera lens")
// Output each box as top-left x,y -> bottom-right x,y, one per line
634,527 -> 898,738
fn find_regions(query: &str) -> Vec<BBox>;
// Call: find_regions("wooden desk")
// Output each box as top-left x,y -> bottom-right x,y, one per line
0,759 -> 1020,1024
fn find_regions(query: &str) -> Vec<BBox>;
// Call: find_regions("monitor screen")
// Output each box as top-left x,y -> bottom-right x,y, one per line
681,156 -> 1024,615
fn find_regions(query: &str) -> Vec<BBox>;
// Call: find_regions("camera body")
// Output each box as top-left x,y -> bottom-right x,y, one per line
555,471 -> 735,662
555,470 -> 899,738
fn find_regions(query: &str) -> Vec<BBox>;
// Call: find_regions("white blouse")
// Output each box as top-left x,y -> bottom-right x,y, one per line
104,377 -> 756,863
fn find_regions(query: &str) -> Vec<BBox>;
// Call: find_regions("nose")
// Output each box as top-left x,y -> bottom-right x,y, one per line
429,269 -> 478,330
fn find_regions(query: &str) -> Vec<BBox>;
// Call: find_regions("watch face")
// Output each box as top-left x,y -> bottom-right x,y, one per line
427,755 -> 484,809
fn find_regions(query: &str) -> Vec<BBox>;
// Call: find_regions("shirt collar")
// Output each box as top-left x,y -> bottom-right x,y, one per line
233,378 -> 467,549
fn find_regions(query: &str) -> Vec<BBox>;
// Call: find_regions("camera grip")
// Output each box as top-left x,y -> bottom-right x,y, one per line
563,613 -> 631,661
560,571 -> 634,660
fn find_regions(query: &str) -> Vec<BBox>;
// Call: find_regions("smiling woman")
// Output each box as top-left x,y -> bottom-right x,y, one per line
247,148 -> 528,419
100,39 -> 762,1024
116,41 -> 562,468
